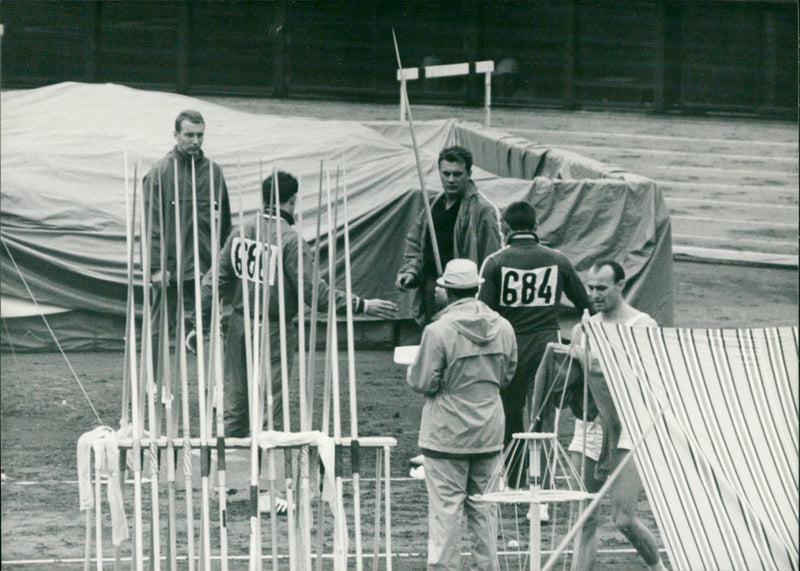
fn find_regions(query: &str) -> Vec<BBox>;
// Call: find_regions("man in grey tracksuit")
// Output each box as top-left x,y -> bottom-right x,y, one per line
201,171 -> 397,437
407,259 -> 517,570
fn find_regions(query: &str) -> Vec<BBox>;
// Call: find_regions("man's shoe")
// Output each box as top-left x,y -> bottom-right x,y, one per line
258,493 -> 288,515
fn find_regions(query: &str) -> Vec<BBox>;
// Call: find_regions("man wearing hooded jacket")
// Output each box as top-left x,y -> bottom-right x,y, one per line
407,258 -> 517,570
396,146 -> 503,325
144,110 -> 231,333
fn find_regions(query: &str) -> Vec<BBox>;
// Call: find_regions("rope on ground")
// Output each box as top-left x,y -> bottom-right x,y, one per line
1,236 -> 103,424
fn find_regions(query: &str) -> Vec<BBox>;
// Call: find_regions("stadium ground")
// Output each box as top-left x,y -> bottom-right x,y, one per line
1,99 -> 797,568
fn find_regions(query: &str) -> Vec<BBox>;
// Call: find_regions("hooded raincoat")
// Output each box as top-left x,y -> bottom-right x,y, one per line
407,297 -> 517,570
408,297 -> 517,455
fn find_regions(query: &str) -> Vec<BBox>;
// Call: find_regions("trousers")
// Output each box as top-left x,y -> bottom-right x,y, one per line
223,312 -> 297,437
423,453 -> 501,570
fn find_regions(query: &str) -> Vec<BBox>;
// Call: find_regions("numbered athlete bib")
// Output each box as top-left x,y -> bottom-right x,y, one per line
499,265 -> 557,307
231,237 -> 278,285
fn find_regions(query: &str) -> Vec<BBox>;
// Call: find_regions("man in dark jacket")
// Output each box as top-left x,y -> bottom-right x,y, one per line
479,201 -> 592,489
144,109 -> 231,336
396,146 -> 502,325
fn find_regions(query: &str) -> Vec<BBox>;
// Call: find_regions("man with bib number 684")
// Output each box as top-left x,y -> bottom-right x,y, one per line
478,201 -> 592,488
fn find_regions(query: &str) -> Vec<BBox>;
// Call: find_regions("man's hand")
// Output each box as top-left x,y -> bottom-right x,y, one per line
395,272 -> 415,292
363,299 -> 399,319
151,270 -> 171,287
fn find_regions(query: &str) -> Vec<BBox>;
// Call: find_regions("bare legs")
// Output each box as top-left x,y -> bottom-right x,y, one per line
569,449 -> 665,570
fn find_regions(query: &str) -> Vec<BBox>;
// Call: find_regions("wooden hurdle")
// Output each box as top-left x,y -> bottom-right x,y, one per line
397,59 -> 495,126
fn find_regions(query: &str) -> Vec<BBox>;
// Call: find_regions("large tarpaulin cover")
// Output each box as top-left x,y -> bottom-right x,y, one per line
584,322 -> 798,571
1,83 -> 672,351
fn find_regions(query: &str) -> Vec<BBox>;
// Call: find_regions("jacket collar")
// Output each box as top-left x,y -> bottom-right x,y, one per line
263,207 -> 295,226
507,231 -> 540,243
170,145 -> 205,162
433,179 -> 479,206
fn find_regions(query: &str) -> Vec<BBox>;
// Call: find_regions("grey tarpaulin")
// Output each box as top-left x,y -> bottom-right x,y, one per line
1,83 -> 672,351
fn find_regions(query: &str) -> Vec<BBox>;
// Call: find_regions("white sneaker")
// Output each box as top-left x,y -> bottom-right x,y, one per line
526,503 -> 549,523
258,493 -> 288,515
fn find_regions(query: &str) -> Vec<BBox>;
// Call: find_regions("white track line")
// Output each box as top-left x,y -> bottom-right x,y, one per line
674,234 -> 798,247
647,164 -> 797,177
508,127 -> 798,148
0,548 -> 669,565
671,215 -> 797,228
661,180 -> 798,192
667,197 -> 793,209
544,143 -> 798,164
2,477 -> 424,486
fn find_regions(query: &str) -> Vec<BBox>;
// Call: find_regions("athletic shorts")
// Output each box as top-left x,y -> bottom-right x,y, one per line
617,425 -> 633,451
568,418 -> 603,462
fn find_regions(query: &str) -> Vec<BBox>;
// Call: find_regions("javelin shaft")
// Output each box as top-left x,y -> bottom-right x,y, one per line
295,178 -> 313,569
306,160 -> 324,421
235,160 -> 260,571
121,153 -> 132,431
272,167 -> 295,569
273,167 -> 291,434
157,169 -> 178,571
328,167 -> 348,571
261,164 -> 279,571
174,159 -> 196,571
140,171 -> 162,571
392,29 -> 442,276
341,159 -> 364,571
190,159 -> 212,571
127,163 -> 144,571
207,163 -> 228,570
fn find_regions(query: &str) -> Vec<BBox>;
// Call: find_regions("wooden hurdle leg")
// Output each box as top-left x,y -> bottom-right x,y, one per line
94,449 -> 103,571
371,448 -> 382,571
383,445 -> 392,571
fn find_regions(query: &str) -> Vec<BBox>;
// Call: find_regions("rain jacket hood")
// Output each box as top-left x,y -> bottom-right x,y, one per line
438,298 -> 503,345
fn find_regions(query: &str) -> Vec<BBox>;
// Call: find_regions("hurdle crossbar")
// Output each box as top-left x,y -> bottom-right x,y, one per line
397,60 -> 494,126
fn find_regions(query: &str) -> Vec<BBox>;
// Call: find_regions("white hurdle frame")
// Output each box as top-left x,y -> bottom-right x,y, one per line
397,60 -> 494,126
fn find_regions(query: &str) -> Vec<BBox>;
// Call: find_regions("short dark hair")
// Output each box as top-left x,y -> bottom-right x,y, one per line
174,110 -> 204,132
262,171 -> 299,206
592,259 -> 625,283
503,201 -> 537,231
438,146 -> 473,171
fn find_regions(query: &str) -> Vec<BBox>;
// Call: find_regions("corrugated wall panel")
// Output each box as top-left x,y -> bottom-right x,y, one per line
0,0 -> 795,116
1,1 -> 94,85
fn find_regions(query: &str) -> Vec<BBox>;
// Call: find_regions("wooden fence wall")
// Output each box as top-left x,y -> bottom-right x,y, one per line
1,0 -> 796,117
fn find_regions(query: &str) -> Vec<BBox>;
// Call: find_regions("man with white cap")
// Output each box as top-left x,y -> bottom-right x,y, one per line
407,258 -> 517,570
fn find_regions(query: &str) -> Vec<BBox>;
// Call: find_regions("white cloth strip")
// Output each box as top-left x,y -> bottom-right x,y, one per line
585,322 -> 799,571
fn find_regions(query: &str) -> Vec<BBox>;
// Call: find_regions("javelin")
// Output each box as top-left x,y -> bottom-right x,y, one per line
392,29 -> 442,276
139,168 -> 162,571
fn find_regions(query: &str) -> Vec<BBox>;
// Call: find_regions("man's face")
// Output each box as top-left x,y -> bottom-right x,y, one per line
586,265 -> 623,314
438,159 -> 471,199
174,120 -> 204,156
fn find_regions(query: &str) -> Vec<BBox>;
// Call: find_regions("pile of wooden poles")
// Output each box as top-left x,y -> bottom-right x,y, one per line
80,155 -> 396,570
